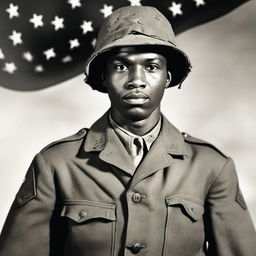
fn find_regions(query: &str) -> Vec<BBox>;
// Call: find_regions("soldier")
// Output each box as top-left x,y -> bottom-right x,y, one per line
0,6 -> 255,256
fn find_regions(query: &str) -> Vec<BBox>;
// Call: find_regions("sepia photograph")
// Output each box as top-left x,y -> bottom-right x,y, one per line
0,0 -> 255,255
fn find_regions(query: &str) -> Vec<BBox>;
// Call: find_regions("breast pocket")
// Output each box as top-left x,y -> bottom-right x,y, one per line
163,195 -> 205,256
61,199 -> 116,256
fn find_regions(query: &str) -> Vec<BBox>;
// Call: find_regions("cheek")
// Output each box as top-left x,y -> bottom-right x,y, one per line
146,74 -> 167,99
153,88 -> 165,104
105,77 -> 126,105
106,74 -> 127,92
147,70 -> 167,84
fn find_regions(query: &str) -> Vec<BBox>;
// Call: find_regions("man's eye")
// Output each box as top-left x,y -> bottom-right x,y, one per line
114,64 -> 128,71
145,64 -> 159,71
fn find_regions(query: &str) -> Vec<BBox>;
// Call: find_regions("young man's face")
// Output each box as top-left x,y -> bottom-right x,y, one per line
103,47 -> 170,122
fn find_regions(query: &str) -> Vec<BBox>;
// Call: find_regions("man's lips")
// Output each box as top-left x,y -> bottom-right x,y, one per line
122,92 -> 149,105
123,92 -> 148,99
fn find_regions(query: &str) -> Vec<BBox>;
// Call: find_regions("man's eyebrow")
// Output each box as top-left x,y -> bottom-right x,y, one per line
145,58 -> 162,62
111,56 -> 127,62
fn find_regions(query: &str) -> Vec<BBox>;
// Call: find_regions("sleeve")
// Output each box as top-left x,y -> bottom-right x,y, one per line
205,157 -> 256,255
0,153 -> 65,256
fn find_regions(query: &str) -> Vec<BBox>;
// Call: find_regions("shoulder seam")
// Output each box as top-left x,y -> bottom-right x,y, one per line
207,157 -> 232,195
40,128 -> 88,154
182,133 -> 227,158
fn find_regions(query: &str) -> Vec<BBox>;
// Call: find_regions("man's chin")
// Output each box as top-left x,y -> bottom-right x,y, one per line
122,107 -> 153,122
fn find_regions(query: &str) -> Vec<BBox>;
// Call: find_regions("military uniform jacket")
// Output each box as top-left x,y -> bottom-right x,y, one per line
0,111 -> 255,256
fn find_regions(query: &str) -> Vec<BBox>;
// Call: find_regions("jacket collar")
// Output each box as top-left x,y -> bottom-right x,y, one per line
84,110 -> 189,176
160,114 -> 189,157
84,110 -> 135,174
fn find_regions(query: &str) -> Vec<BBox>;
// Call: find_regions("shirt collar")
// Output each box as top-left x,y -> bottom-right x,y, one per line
109,112 -> 161,155
83,109 -> 189,158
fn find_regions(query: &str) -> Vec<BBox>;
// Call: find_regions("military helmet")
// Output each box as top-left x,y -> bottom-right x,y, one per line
84,6 -> 191,93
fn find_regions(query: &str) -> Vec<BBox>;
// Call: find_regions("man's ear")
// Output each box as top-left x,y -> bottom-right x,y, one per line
165,71 -> 172,88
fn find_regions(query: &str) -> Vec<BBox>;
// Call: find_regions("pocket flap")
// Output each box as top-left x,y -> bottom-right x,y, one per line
166,195 -> 204,221
61,200 -> 116,223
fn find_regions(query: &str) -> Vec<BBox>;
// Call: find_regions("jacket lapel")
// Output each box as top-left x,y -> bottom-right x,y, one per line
84,111 -> 135,175
130,115 -> 189,188
130,134 -> 175,187
84,111 -> 189,182
99,128 -> 135,175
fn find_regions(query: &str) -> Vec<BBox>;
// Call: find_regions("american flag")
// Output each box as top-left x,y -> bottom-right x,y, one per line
0,0 -> 249,91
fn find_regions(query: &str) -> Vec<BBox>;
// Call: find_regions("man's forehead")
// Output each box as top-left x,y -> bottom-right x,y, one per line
109,46 -> 166,62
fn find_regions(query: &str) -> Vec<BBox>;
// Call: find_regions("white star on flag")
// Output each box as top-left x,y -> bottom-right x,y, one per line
169,2 -> 183,17
35,65 -> 44,72
6,3 -> 19,19
62,55 -> 73,63
30,14 -> 44,29
68,0 -> 82,9
128,0 -> 142,6
100,4 -> 113,18
51,16 -> 64,31
23,52 -> 34,62
9,30 -> 23,46
3,62 -> 17,74
69,38 -> 80,49
193,0 -> 205,7
43,48 -> 56,60
0,49 -> 5,60
80,20 -> 93,34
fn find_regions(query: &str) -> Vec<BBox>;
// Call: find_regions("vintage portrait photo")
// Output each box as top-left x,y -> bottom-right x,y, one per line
0,0 -> 255,255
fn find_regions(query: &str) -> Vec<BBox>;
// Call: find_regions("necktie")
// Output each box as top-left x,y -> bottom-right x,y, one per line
132,137 -> 144,168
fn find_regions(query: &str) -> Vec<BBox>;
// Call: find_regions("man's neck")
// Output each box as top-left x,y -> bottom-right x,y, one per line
110,108 -> 161,136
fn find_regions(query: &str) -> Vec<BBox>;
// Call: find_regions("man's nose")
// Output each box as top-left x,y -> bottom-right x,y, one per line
126,66 -> 146,89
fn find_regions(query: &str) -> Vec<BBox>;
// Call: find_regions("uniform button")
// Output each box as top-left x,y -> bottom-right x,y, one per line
128,242 -> 146,253
133,243 -> 145,250
79,209 -> 87,218
183,132 -> 190,138
132,192 -> 142,203
77,128 -> 86,135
